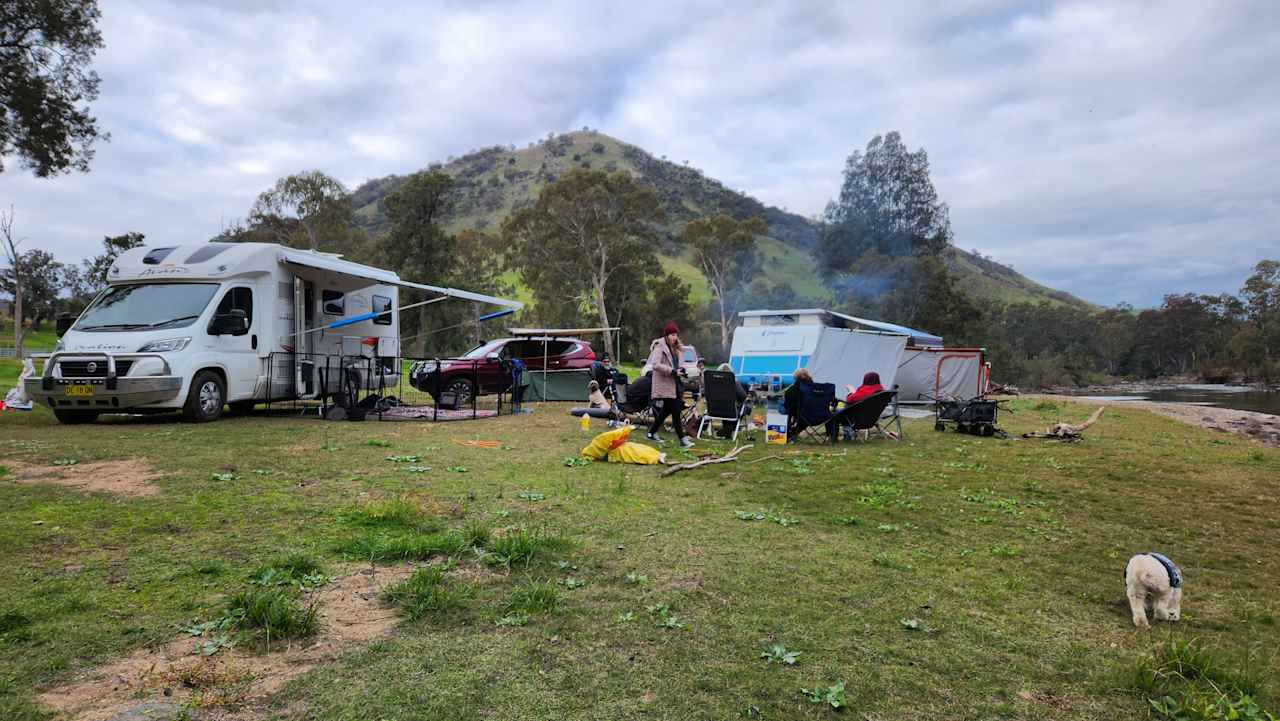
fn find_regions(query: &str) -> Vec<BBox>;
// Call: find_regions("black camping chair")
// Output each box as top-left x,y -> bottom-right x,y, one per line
696,370 -> 748,441
785,380 -> 840,443
836,390 -> 902,442
613,374 -> 654,426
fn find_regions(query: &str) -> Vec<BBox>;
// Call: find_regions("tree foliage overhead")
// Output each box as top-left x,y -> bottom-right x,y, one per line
817,131 -> 951,276
503,168 -> 665,357
682,213 -> 766,356
0,0 -> 108,176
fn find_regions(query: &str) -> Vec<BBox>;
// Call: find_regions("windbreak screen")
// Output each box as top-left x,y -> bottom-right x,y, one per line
805,329 -> 908,393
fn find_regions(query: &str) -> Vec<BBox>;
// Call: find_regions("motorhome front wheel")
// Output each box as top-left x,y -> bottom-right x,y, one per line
183,371 -> 226,423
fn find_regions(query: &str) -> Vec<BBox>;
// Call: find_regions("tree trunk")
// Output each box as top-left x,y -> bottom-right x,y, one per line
13,284 -> 22,360
716,283 -> 730,358
417,304 -> 430,357
592,277 -> 613,359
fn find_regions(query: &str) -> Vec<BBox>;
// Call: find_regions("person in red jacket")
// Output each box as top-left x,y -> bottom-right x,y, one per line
845,371 -> 883,405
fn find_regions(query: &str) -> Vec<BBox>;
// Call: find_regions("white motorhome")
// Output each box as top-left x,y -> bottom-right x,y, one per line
26,242 -> 520,424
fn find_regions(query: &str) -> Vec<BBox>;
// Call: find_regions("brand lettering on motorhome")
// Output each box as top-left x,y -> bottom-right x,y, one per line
138,266 -> 191,276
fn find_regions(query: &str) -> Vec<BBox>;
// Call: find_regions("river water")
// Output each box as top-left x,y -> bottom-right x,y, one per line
1072,384 -> 1280,417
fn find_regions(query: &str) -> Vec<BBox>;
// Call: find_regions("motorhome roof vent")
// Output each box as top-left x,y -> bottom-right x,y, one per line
184,244 -> 232,264
142,247 -> 177,265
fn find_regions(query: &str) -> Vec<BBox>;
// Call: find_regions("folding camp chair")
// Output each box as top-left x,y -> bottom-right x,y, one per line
696,370 -> 747,441
836,390 -> 902,442
786,381 -> 840,444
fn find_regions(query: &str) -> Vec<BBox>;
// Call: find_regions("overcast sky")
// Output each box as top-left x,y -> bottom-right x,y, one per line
3,0 -> 1278,307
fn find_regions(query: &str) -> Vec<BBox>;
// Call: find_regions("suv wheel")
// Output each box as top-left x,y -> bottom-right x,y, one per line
443,377 -> 474,409
183,371 -> 225,423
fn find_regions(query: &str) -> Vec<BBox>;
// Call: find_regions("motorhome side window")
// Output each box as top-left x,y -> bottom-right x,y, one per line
322,290 -> 345,316
372,295 -> 392,325
213,287 -> 253,335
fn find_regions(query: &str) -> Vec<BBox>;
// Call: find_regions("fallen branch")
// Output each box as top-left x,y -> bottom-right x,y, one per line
662,445 -> 753,477
746,454 -> 783,465
1023,407 -> 1105,442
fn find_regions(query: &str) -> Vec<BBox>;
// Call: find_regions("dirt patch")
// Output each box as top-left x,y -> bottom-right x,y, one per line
1028,395 -> 1280,448
3,459 -> 164,498
39,564 -> 414,721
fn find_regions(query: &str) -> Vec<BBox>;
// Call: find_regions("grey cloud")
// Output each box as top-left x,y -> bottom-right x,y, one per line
1,0 -> 1277,307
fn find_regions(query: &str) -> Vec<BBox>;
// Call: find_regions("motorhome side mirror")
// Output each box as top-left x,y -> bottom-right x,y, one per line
210,308 -> 248,336
56,313 -> 74,338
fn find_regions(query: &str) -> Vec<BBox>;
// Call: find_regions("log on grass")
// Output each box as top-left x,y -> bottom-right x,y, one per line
661,445 -> 753,477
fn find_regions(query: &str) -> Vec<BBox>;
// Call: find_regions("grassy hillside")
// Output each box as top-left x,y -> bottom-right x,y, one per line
351,130 -> 1092,314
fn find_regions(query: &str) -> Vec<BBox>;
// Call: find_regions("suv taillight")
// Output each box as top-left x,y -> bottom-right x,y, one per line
584,348 -> 596,360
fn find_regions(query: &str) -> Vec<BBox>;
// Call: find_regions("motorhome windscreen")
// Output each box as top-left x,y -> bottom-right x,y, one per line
74,283 -> 220,331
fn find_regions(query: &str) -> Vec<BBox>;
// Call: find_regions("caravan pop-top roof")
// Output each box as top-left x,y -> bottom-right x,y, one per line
109,242 -> 522,310
738,308 -> 942,347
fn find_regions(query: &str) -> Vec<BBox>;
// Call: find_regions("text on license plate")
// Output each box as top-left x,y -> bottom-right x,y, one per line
64,385 -> 95,397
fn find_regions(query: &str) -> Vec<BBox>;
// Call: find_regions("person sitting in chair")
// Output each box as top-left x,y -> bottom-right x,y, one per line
715,362 -> 751,437
845,371 -> 884,405
784,368 -> 838,441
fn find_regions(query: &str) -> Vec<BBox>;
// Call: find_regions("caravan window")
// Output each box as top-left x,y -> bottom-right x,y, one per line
372,295 -> 392,325
322,290 -> 345,316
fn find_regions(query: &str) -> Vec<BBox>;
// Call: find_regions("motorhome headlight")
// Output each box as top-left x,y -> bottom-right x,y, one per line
127,357 -> 167,377
137,337 -> 191,353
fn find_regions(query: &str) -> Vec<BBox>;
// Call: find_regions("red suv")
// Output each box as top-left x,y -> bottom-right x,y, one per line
409,337 -> 596,407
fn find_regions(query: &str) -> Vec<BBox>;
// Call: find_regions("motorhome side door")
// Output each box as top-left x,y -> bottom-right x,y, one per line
208,285 -> 258,400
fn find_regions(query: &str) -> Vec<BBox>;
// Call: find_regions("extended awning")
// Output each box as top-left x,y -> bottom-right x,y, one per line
507,327 -> 619,337
278,248 -> 523,310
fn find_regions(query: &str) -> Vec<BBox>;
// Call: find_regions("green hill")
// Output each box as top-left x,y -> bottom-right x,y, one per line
351,130 -> 1092,312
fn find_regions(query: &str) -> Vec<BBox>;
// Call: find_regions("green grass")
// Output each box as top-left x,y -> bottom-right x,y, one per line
382,566 -> 472,621
223,586 -> 320,644
0,400 -> 1277,720
0,323 -> 57,389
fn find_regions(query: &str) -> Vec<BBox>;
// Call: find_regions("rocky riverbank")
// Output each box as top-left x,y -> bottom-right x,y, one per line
1028,394 -> 1280,447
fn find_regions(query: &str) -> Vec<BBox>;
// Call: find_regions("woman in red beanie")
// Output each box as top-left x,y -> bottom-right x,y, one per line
845,371 -> 883,404
645,321 -> 694,448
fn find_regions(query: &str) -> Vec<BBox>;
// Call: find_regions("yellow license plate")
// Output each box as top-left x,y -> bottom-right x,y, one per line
64,385 -> 95,397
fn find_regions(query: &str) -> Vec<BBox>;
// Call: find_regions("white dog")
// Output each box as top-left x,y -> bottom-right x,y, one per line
1125,552 -> 1183,628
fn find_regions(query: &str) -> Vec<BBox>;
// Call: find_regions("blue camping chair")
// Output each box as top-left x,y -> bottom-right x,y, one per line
784,380 -> 840,443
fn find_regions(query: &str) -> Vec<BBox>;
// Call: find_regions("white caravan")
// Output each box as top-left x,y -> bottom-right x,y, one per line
26,242 -> 521,424
728,309 -> 912,391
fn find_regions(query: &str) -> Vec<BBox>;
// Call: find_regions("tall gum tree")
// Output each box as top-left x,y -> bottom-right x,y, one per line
682,214 -> 766,356
503,169 -> 664,357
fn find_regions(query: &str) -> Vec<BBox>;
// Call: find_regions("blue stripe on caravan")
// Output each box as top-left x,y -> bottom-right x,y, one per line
728,354 -> 810,386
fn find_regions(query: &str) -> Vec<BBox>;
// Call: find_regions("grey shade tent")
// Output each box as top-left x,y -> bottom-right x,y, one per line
507,327 -> 619,403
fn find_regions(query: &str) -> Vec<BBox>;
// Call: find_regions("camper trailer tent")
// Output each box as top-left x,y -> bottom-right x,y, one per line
728,309 -> 989,401
896,346 -> 990,403
728,309 -> 911,391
